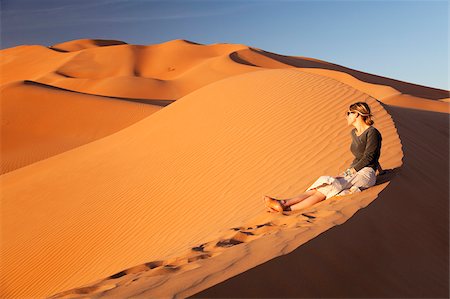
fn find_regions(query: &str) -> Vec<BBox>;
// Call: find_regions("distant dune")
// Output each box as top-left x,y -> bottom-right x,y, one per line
1,39 -> 448,299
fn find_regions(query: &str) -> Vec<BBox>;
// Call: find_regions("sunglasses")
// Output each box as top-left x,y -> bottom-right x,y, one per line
346,111 -> 360,118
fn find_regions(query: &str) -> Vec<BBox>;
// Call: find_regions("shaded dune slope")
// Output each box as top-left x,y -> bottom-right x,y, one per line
2,69 -> 402,298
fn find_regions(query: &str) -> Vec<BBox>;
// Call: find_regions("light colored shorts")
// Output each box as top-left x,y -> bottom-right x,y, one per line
306,167 -> 376,200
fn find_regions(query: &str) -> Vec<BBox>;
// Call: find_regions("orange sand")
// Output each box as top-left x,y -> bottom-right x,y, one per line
1,39 -> 448,298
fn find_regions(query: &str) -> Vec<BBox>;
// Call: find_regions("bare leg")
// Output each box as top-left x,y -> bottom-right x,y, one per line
264,189 -> 321,212
283,189 -> 317,207
290,190 -> 326,211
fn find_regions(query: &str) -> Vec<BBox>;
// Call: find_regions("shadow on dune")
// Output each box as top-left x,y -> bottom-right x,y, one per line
181,39 -> 203,45
375,167 -> 401,185
23,80 -> 175,107
229,52 -> 258,67
91,39 -> 127,47
247,48 -> 449,100
48,39 -> 127,52
47,47 -> 70,53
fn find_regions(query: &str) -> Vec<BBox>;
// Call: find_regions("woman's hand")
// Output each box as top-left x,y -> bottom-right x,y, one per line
340,168 -> 357,177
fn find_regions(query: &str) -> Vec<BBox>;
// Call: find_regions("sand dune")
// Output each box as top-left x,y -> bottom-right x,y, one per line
0,81 -> 161,174
0,39 -> 448,298
1,39 -> 258,173
4,40 -> 256,101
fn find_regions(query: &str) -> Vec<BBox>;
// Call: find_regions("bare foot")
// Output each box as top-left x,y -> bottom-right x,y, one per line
263,195 -> 284,212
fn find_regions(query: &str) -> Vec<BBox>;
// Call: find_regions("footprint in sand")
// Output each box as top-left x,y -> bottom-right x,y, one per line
108,260 -> 164,280
51,208 -> 332,298
49,283 -> 117,299
53,208 -> 331,299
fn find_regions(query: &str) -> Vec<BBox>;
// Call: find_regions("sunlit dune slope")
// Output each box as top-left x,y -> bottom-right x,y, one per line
1,69 -> 400,299
0,39 -> 256,172
0,81 -> 161,174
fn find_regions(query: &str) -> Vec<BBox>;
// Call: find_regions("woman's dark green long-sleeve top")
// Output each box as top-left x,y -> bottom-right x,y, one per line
349,126 -> 382,172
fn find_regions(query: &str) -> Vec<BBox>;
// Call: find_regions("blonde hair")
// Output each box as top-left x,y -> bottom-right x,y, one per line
349,102 -> 374,125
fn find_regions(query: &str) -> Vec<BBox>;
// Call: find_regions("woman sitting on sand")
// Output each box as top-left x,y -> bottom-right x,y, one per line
264,101 -> 382,212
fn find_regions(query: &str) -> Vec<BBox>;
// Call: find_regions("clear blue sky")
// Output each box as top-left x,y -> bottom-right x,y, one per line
1,0 -> 448,89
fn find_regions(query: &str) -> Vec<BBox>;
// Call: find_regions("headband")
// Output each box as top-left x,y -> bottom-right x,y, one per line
351,110 -> 372,117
